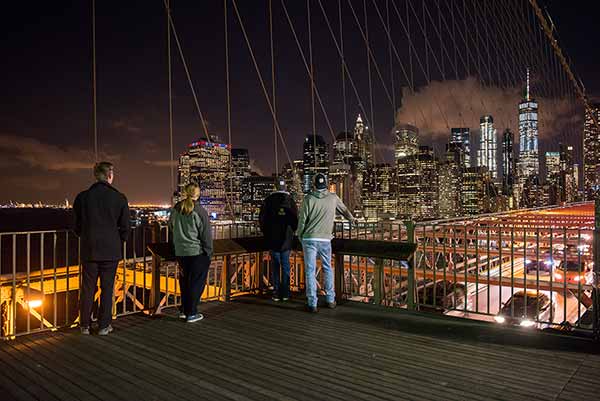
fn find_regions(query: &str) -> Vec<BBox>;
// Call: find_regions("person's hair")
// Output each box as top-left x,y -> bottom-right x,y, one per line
176,183 -> 200,215
94,162 -> 114,182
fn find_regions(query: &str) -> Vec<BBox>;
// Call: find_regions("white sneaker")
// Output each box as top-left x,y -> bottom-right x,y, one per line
186,314 -> 204,323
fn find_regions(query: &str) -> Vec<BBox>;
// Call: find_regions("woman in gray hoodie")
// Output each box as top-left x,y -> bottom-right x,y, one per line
169,183 -> 213,323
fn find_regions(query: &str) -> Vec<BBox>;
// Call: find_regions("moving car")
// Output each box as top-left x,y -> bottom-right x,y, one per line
553,260 -> 592,284
494,290 -> 555,328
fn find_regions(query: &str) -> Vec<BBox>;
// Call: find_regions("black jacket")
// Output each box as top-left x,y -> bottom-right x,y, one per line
74,181 -> 130,262
259,191 -> 298,252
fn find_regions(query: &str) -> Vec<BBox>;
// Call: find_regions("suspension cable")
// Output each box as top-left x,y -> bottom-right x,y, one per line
224,0 -> 234,218
307,0 -> 317,170
92,0 -> 98,162
269,0 -> 278,175
162,0 -> 210,143
167,0 -> 174,199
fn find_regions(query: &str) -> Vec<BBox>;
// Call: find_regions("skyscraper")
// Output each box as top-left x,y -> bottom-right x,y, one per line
353,114 -> 374,167
362,164 -> 396,219
478,115 -> 497,179
545,151 -> 561,205
518,69 -> 539,180
229,148 -> 251,218
241,175 -> 274,221
501,129 -> 515,199
281,160 -> 303,203
583,103 -> 600,199
394,124 -> 419,218
462,167 -> 487,215
559,144 -> 577,203
450,127 -> 471,168
416,146 -> 439,219
333,131 -> 353,164
302,134 -> 329,194
177,135 -> 231,219
439,144 -> 463,218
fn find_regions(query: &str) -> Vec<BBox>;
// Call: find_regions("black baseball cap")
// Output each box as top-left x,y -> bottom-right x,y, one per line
314,173 -> 327,190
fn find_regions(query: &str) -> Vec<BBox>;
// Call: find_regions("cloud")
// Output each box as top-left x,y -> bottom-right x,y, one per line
144,160 -> 178,168
250,159 -> 266,176
112,119 -> 142,134
0,134 -> 120,172
394,77 -> 581,144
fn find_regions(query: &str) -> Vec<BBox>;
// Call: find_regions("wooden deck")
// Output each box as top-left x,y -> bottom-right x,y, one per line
1,298 -> 599,401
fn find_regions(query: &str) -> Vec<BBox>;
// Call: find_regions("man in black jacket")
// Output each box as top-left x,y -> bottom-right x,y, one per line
74,162 -> 130,335
259,178 -> 298,301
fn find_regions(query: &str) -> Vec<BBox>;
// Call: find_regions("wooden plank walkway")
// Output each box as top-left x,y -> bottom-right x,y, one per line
1,298 -> 599,401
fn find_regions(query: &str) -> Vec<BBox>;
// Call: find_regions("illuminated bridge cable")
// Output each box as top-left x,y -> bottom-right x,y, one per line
162,0 -> 210,143
167,0 -> 174,200
269,0 -> 278,175
224,0 -> 234,218
339,0 -> 347,134
92,0 -> 98,162
307,0 -> 317,170
279,0 -> 336,144
230,0 -> 296,178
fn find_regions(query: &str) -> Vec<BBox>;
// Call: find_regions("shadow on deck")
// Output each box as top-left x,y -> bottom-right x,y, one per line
1,298 -> 600,401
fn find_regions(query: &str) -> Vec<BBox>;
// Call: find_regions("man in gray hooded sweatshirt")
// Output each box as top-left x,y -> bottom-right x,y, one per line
297,173 -> 355,312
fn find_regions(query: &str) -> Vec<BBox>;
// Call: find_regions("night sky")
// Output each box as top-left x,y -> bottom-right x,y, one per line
1,0 -> 599,204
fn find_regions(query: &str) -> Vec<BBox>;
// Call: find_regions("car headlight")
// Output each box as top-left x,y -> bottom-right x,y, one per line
573,275 -> 580,282
520,319 -> 535,327
494,315 -> 505,324
554,272 -> 563,280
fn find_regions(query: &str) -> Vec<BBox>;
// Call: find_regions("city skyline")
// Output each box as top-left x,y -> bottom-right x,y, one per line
1,1 -> 599,204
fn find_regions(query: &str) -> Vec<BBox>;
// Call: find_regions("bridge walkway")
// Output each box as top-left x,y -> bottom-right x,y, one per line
1,297 -> 599,401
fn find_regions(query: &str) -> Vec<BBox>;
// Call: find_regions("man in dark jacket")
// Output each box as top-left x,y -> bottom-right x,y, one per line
259,178 -> 298,301
74,162 -> 130,335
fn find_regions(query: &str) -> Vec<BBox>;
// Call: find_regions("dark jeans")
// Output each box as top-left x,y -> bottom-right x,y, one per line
178,254 -> 211,316
271,250 -> 291,299
80,261 -> 118,329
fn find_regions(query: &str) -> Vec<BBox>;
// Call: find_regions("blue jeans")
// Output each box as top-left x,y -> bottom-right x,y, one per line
302,240 -> 334,308
271,250 -> 291,299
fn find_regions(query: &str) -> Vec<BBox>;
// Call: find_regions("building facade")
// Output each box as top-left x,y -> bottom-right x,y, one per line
416,146 -> 439,219
478,115 -> 497,180
229,148 -> 251,219
302,134 -> 329,194
177,136 -> 231,219
518,69 -> 540,182
583,103 -> 600,199
241,175 -> 274,221
362,164 -> 397,220
501,129 -> 515,201
394,124 -> 420,219
450,127 -> 471,168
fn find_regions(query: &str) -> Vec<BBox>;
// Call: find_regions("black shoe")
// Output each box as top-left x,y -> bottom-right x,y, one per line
327,301 -> 337,309
305,305 -> 318,313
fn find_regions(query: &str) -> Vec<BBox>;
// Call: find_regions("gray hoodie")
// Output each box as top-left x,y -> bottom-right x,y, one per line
297,190 -> 354,241
168,202 -> 213,257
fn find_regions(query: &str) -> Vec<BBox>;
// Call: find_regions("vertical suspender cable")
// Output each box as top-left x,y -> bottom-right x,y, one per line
167,0 -> 175,199
386,0 -> 395,123
339,0 -> 347,135
269,0 -> 278,175
92,0 -> 98,162
307,0 -> 317,170
224,0 -> 234,218
364,0 -> 374,163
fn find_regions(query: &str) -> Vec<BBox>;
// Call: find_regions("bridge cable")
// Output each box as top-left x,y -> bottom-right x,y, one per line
92,0 -> 98,162
167,0 -> 175,200
268,0 -> 278,175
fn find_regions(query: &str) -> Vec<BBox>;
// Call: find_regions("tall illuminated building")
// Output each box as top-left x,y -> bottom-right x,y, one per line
558,144 -> 576,203
177,135 -> 231,219
478,115 -> 497,179
353,114 -> 374,167
229,148 -> 251,218
518,69 -> 539,180
501,129 -> 515,199
416,146 -> 439,219
333,131 -> 353,164
394,124 -> 419,218
462,167 -> 487,215
302,134 -> 329,194
545,151 -> 561,205
362,164 -> 396,219
583,103 -> 600,199
439,144 -> 463,218
450,127 -> 471,168
281,160 -> 303,204
241,175 -> 275,221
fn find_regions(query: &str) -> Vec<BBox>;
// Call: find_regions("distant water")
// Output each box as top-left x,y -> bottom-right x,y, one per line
0,208 -> 74,233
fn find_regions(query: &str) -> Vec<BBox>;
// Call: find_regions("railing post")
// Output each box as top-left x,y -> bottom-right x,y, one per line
223,255 -> 231,302
373,258 -> 384,305
405,220 -> 416,311
593,197 -> 600,340
149,222 -> 162,313
334,253 -> 345,304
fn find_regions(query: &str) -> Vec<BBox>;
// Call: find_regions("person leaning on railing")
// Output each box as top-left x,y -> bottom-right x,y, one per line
168,183 -> 213,323
74,161 -> 130,336
258,177 -> 298,302
297,173 -> 357,313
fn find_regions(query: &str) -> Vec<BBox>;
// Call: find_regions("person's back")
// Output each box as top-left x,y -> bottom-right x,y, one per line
75,181 -> 130,262
74,162 -> 129,335
259,179 -> 298,301
170,201 -> 213,257
297,173 -> 354,312
297,189 -> 352,241
259,190 -> 298,252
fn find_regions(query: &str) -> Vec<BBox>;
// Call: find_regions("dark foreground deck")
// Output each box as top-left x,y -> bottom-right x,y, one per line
1,299 -> 599,401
